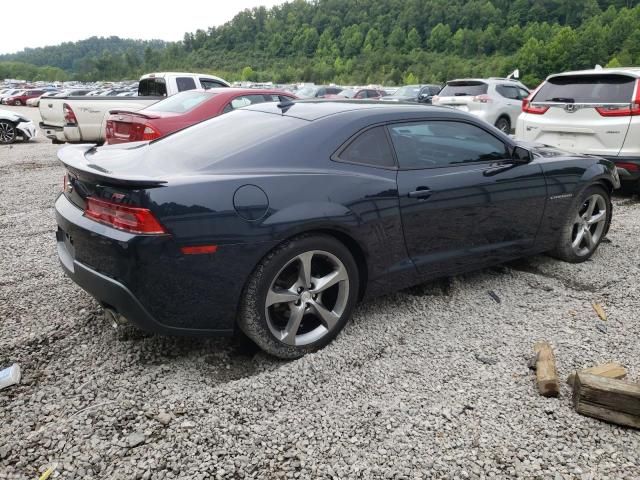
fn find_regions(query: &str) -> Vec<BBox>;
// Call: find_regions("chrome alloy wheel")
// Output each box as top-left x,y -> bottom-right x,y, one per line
571,193 -> 607,257
265,250 -> 349,346
0,121 -> 16,144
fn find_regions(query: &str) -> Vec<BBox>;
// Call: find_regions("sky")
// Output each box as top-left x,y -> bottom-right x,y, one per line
0,0 -> 285,54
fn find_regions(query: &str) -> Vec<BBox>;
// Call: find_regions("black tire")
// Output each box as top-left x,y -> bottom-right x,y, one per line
0,120 -> 17,144
495,116 -> 511,134
238,234 -> 360,359
550,185 -> 612,263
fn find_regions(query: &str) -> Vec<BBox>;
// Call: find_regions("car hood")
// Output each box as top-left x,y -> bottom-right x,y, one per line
0,109 -> 30,122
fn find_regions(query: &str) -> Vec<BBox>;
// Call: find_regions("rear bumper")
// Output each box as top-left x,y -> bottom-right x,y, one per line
55,194 -> 238,336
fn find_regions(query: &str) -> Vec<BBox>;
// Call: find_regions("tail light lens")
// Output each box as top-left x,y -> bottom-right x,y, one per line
131,123 -> 161,142
616,162 -> 640,172
84,197 -> 167,234
63,103 -> 78,125
522,98 -> 549,115
472,94 -> 492,103
596,80 -> 640,117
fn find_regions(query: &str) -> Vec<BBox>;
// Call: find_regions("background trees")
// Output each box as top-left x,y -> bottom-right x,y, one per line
1,0 -> 640,86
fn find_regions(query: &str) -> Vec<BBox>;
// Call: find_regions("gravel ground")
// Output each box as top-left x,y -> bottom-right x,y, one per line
1,105 -> 639,479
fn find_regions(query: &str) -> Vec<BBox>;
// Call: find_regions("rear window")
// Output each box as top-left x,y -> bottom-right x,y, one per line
138,78 -> 167,97
533,74 -> 636,103
145,91 -> 213,113
147,110 -> 305,172
440,81 -> 488,97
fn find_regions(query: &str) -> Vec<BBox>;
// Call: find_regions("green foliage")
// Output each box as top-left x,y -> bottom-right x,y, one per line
2,0 -> 640,85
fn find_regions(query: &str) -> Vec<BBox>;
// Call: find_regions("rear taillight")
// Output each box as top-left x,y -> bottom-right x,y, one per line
616,162 -> 640,172
84,197 -> 167,234
472,94 -> 492,103
596,79 -> 640,117
63,103 -> 77,125
105,120 -> 114,141
522,98 -> 549,115
130,123 -> 161,142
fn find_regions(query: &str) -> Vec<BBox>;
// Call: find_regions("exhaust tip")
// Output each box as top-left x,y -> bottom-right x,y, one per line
103,307 -> 128,328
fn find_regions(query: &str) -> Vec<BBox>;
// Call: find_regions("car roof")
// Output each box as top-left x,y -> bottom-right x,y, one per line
245,99 -> 455,121
547,68 -> 640,79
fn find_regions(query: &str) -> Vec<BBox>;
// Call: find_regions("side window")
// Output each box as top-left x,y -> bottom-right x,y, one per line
228,94 -> 268,111
336,126 -> 395,168
317,88 -> 326,97
518,87 -> 530,100
388,121 -> 508,169
200,79 -> 226,90
355,91 -> 367,99
176,77 -> 197,92
496,85 -> 519,100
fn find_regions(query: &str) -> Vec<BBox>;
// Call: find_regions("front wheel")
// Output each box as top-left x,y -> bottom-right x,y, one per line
13,100 -> 22,106
238,235 -> 359,359
0,120 -> 17,144
551,185 -> 611,263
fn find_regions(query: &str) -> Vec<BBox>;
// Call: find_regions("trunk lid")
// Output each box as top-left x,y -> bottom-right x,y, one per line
433,81 -> 488,113
520,73 -> 638,157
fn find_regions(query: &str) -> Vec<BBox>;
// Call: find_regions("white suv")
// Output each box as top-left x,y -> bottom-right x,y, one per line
432,78 -> 530,133
516,68 -> 640,191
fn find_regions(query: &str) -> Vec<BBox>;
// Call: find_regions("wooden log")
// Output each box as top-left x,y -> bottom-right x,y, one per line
573,373 -> 640,429
534,341 -> 559,397
567,362 -> 627,387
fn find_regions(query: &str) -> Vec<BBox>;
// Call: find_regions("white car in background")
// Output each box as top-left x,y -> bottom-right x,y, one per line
0,108 -> 37,144
432,78 -> 530,133
516,68 -> 640,192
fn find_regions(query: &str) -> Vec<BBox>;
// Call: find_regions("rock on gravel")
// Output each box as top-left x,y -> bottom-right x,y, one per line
1,129 -> 639,479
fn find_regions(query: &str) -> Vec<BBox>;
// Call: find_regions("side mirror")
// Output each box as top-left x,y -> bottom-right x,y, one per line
512,145 -> 532,163
418,94 -> 432,103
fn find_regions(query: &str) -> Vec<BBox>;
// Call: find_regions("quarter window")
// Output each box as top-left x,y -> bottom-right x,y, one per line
388,121 -> 508,169
337,126 -> 395,168
200,79 -> 226,90
496,85 -> 520,99
176,77 -> 197,92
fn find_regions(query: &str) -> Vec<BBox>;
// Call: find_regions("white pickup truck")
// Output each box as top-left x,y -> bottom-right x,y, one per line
39,72 -> 229,144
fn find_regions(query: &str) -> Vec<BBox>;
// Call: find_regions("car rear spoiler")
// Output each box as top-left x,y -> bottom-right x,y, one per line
57,144 -> 166,188
108,109 -> 161,119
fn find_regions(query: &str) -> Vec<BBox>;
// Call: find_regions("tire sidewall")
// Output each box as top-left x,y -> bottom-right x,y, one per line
238,234 -> 360,359
554,185 -> 611,263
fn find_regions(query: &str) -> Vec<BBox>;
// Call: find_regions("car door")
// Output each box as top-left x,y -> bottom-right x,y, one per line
391,119 -> 547,277
496,84 -> 523,123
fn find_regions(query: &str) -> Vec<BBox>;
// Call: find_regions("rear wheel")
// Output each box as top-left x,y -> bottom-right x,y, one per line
551,185 -> 611,263
495,116 -> 511,134
238,235 -> 359,359
0,120 -> 16,144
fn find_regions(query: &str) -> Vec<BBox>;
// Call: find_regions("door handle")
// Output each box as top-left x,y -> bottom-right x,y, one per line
408,187 -> 432,199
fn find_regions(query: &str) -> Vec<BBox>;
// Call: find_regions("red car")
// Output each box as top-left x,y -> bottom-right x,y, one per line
326,88 -> 386,100
105,88 -> 297,144
2,89 -> 46,106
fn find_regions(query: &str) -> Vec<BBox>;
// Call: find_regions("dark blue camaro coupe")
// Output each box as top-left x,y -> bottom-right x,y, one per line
55,101 -> 619,358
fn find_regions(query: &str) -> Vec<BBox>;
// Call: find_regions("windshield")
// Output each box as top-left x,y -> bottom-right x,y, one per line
533,74 -> 636,103
439,81 -> 488,97
340,89 -> 356,98
296,86 -> 318,98
145,91 -> 214,113
391,86 -> 421,97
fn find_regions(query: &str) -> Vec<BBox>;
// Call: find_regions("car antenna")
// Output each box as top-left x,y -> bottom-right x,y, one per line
277,97 -> 295,114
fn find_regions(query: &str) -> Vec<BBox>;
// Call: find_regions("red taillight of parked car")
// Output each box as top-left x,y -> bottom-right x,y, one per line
63,103 -> 78,125
616,162 -> 640,172
522,98 -> 550,115
596,81 -> 640,117
84,197 -> 167,235
134,124 -> 162,141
